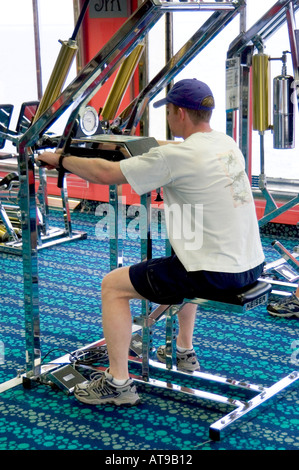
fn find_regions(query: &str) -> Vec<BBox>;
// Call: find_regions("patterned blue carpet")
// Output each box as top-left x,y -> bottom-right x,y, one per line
0,208 -> 298,451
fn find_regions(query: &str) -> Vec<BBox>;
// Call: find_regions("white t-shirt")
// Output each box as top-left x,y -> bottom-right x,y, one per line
120,130 -> 264,273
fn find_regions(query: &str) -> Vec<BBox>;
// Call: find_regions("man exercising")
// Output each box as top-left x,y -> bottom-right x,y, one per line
38,78 -> 265,406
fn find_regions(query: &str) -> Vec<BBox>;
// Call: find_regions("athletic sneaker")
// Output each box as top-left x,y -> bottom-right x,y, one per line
74,370 -> 141,406
156,345 -> 200,372
267,293 -> 299,318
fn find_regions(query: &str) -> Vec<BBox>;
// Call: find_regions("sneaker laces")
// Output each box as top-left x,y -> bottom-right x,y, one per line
85,371 -> 106,390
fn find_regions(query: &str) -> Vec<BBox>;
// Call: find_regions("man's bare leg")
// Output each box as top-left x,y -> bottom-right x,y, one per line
176,303 -> 197,349
101,267 -> 198,379
101,266 -> 144,380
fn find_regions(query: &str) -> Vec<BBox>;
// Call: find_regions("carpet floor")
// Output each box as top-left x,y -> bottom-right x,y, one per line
0,208 -> 298,451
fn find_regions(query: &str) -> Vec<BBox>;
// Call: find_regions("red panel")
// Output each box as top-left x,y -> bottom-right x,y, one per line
0,169 -> 161,207
254,199 -> 299,225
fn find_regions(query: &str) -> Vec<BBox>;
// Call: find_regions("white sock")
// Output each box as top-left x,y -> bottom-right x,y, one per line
105,369 -> 128,385
112,377 -> 128,386
177,345 -> 193,353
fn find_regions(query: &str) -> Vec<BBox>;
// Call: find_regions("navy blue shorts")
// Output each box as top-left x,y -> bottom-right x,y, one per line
129,255 -> 264,305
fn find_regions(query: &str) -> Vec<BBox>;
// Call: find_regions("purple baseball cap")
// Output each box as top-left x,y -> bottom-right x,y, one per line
153,78 -> 214,111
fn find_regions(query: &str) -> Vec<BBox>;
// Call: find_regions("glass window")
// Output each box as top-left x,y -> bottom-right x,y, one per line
0,0 -> 75,152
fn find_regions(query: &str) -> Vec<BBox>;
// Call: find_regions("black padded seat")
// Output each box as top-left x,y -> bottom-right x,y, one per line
185,280 -> 272,308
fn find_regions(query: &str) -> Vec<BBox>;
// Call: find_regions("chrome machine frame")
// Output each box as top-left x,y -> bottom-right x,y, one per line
0,0 -> 244,385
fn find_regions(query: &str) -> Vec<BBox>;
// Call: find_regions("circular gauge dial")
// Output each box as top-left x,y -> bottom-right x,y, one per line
79,106 -> 99,136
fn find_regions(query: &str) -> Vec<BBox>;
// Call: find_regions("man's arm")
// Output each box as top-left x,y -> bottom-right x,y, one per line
37,151 -> 128,186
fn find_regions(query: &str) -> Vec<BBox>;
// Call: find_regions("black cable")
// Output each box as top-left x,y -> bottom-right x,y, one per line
41,345 -> 109,367
41,347 -> 77,365
70,345 -> 109,365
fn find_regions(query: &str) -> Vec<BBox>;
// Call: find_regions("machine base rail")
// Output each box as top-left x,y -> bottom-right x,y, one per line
0,227 -> 87,255
207,371 -> 299,441
1,335 -> 297,442
128,358 -> 299,441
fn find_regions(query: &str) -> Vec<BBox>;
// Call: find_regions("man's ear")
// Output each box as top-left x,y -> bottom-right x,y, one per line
178,107 -> 185,120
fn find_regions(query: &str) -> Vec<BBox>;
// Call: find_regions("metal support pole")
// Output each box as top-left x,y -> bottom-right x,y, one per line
18,144 -> 41,378
239,65 -> 250,174
109,184 -> 119,272
60,175 -> 73,237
